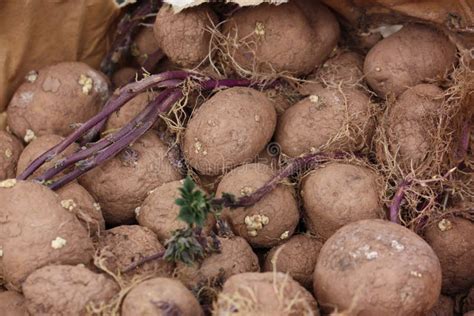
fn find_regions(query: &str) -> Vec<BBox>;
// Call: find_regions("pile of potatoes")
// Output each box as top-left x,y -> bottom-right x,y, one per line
0,1 -> 472,315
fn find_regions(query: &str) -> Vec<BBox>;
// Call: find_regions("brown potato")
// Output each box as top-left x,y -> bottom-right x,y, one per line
132,27 -> 161,65
0,291 -> 27,316
175,236 -> 259,290
183,87 -> 276,176
314,219 -> 442,315
137,180 -> 215,243
424,217 -> 474,295
22,264 -> 118,315
105,92 -> 155,132
97,225 -> 173,278
462,287 -> 474,314
153,4 -> 217,68
111,67 -> 137,88
122,277 -> 203,316
79,132 -> 182,225
216,163 -> 300,248
276,85 -> 374,157
7,62 -> 109,139
427,295 -> 454,316
0,131 -> 23,180
0,180 -> 93,289
364,24 -> 456,98
223,0 -> 339,75
263,234 -> 323,289
301,162 -> 382,240
215,272 -> 319,316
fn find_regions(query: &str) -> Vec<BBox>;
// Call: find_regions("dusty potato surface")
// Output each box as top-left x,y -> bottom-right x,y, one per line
215,272 -> 319,316
111,67 -> 137,88
216,163 -> 299,248
105,92 -> 155,131
183,87 -> 276,176
153,4 -> 217,68
276,85 -> 374,157
133,27 -> 161,65
314,219 -> 442,316
223,0 -> 339,75
122,277 -> 203,316
263,234 -> 323,289
79,132 -> 182,225
0,131 -> 23,180
137,180 -> 215,243
7,62 -> 109,139
427,295 -> 454,316
0,180 -> 93,289
22,264 -> 118,316
97,225 -> 173,278
424,217 -> 474,295
301,162 -> 382,240
175,236 -> 259,290
0,291 -> 27,316
364,24 -> 456,98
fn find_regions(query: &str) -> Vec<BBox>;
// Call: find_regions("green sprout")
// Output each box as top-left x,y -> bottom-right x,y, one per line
175,176 -> 212,227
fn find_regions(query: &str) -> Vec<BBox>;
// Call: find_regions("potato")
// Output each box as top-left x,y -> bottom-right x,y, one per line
364,24 -> 456,98
276,85 -> 374,157
424,217 -> 474,294
137,180 -> 215,243
223,0 -> 339,75
0,291 -> 27,316
216,163 -> 299,248
79,132 -> 182,225
462,287 -> 474,314
111,67 -> 137,88
153,4 -> 218,68
56,182 -> 105,238
132,27 -> 160,65
105,92 -> 154,132
301,162 -> 382,240
175,236 -> 259,290
183,87 -> 276,176
263,234 -> 323,289
215,272 -> 319,316
314,219 -> 442,315
0,180 -> 93,289
7,62 -> 109,139
22,264 -> 118,315
0,131 -> 23,180
97,225 -> 173,278
427,295 -> 454,316
122,277 -> 203,316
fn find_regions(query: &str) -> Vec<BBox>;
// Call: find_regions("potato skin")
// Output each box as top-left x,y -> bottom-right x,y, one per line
183,87 -> 276,176
105,92 -> 154,131
427,295 -> 454,316
462,287 -> 474,314
122,277 -> 204,316
7,62 -> 109,139
111,67 -> 137,88
22,264 -> 118,316
314,219 -> 442,316
133,27 -> 160,66
0,131 -> 23,180
301,163 -> 382,240
424,217 -> 474,295
216,163 -> 300,248
0,180 -> 94,289
79,132 -> 182,225
153,4 -> 217,68
364,24 -> 456,98
0,291 -> 27,316
263,234 -> 323,289
216,272 -> 319,316
224,0 -> 339,75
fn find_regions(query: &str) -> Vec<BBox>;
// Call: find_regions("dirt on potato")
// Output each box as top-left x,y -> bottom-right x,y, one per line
0,131 -> 23,181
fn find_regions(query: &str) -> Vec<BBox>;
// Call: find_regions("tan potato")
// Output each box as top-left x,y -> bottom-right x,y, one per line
0,291 -> 27,316
263,234 -> 323,289
111,67 -> 137,88
364,24 -> 456,98
56,182 -> 105,238
427,295 -> 454,316
175,236 -> 259,290
137,180 -> 215,243
153,4 -> 217,68
276,85 -> 374,157
97,225 -> 173,278
215,272 -> 319,316
0,180 -> 93,289
0,131 -> 23,180
79,132 -> 182,225
301,162 -> 382,240
424,217 -> 474,295
7,62 -> 109,139
314,219 -> 442,315
105,92 -> 155,132
223,0 -> 339,75
183,87 -> 276,176
22,264 -> 118,315
122,277 -> 203,316
216,163 -> 300,248
132,27 -> 161,65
